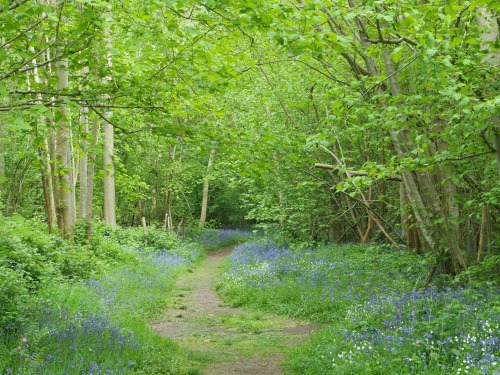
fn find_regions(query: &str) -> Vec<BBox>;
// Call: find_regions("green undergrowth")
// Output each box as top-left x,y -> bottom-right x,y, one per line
218,240 -> 500,374
0,215 -> 206,374
218,241 -> 425,322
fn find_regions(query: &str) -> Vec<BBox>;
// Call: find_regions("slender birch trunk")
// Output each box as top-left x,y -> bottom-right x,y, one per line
199,149 -> 216,228
33,48 -> 57,232
0,127 -> 5,197
85,116 -> 98,239
79,106 -> 89,219
102,119 -> 116,226
101,25 -> 116,227
43,42 -> 61,232
165,143 -> 176,229
55,58 -> 75,238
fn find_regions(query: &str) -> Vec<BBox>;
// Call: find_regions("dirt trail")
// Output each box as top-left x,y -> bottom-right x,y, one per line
150,246 -> 317,375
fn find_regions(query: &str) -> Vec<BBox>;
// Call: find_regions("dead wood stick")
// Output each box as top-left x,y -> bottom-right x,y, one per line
314,163 -> 402,182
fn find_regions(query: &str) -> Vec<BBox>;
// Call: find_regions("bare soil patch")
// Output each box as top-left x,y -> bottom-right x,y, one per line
150,246 -> 317,374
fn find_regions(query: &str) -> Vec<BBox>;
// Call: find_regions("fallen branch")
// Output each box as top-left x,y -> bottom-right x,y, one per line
314,163 -> 402,182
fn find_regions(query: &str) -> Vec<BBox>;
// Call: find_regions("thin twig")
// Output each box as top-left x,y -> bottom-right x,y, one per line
1,17 -> 47,49
354,53 -> 421,103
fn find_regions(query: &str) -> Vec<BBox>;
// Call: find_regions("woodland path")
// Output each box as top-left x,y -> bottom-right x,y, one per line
150,245 -> 317,375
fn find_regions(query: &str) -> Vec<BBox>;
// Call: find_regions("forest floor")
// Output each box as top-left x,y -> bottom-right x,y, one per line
150,246 -> 317,375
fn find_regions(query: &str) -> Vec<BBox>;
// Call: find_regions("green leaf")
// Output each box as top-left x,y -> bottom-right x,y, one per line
167,19 -> 178,31
261,13 -> 273,26
6,118 -> 30,132
459,97 -> 470,106
392,46 -> 404,63
0,84 -> 8,97
442,58 -> 453,68
444,5 -> 455,17
11,214 -> 25,223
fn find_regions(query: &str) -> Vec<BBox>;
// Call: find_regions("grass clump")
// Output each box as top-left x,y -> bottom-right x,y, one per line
218,240 -> 500,374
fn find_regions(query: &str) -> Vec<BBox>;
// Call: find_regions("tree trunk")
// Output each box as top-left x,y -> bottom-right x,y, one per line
199,148 -> 216,228
79,107 -> 89,219
54,58 -> 75,238
29,44 -> 57,232
43,43 -> 59,228
85,116 -> 98,239
101,27 -> 116,227
382,49 -> 467,273
102,119 -> 116,226
0,127 -> 5,200
34,124 -> 57,234
44,137 -> 57,233
165,143 -> 176,229
476,6 -> 500,180
142,216 -> 147,245
400,183 -> 409,243
477,205 -> 489,262
476,7 -> 500,67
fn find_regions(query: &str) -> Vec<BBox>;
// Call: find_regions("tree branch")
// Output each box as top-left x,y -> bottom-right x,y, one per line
1,17 -> 47,49
315,163 -> 402,182
10,90 -> 81,96
88,105 -> 132,133
258,65 -> 297,126
355,53 -> 421,103
5,0 -> 29,11
0,41 -> 57,81
364,36 -> 404,45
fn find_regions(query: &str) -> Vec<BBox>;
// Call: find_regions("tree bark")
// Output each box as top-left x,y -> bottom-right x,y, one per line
101,26 -> 116,227
29,44 -> 56,232
165,142 -> 176,229
54,58 -> 75,238
85,116 -> 98,239
102,118 -> 116,226
476,6 -> 500,180
142,216 -> 147,245
199,148 -> 216,228
0,126 -> 5,199
477,205 -> 486,262
79,106 -> 89,219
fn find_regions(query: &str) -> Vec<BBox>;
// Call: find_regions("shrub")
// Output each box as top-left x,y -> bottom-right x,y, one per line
0,217 -> 206,375
459,254 -> 500,284
0,264 -> 29,327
